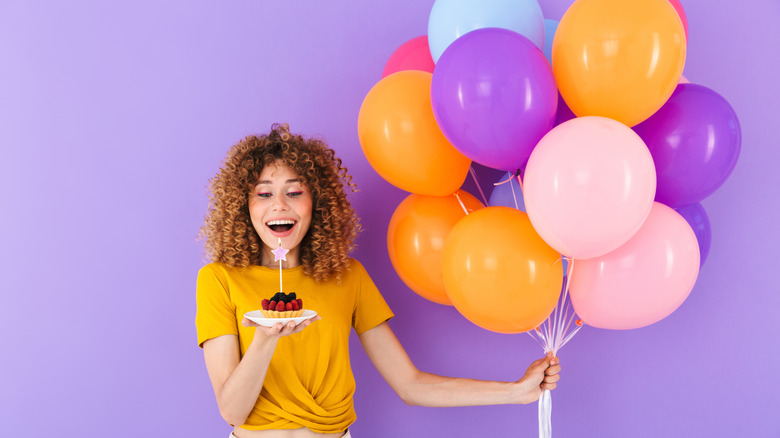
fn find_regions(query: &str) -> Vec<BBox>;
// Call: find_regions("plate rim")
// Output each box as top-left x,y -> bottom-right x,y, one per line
243,309 -> 317,327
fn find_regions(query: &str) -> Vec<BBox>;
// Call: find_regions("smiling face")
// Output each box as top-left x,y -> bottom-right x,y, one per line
248,161 -> 313,267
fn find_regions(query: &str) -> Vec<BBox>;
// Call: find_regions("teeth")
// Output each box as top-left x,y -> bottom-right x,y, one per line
266,220 -> 295,226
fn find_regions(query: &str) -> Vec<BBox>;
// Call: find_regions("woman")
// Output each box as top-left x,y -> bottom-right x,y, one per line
196,124 -> 561,438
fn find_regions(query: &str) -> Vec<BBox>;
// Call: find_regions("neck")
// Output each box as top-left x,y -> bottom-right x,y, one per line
260,247 -> 301,269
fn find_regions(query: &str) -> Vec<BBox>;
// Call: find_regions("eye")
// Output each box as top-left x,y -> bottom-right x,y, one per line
256,192 -> 272,198
287,191 -> 304,198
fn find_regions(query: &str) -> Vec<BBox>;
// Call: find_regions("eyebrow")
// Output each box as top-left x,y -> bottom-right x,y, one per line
255,179 -> 302,185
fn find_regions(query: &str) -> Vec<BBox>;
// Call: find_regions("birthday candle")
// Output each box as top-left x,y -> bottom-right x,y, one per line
272,238 -> 289,293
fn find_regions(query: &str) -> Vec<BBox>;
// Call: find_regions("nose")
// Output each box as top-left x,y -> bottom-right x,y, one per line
271,194 -> 289,211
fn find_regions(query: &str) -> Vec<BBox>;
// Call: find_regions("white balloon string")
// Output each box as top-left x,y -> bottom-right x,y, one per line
560,323 -> 583,350
509,173 -> 520,210
555,259 -> 575,350
453,191 -> 470,216
493,170 -> 518,185
468,166 -> 489,206
560,307 -> 577,347
535,257 -> 581,438
527,331 -> 546,350
538,389 -> 552,438
516,172 -> 524,194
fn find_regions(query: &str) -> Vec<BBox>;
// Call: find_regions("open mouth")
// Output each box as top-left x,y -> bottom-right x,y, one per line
266,219 -> 296,233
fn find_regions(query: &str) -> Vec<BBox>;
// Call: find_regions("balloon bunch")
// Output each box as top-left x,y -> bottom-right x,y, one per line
358,0 -> 739,434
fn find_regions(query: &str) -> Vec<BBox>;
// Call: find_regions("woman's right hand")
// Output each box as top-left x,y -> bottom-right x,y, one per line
242,315 -> 321,340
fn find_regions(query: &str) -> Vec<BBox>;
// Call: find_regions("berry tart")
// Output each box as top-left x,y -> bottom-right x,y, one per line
260,292 -> 304,318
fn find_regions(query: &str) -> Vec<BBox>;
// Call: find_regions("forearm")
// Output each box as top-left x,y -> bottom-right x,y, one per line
401,371 -> 521,407
216,336 -> 277,425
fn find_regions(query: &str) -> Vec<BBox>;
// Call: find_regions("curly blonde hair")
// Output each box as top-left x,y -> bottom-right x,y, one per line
200,123 -> 360,282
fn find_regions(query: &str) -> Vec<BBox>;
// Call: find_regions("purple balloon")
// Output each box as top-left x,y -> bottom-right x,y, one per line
633,84 -> 741,208
674,202 -> 711,267
554,92 -> 576,127
431,28 -> 558,171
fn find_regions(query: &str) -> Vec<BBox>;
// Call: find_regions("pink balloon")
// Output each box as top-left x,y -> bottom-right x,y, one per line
381,36 -> 435,78
569,203 -> 700,329
523,116 -> 657,259
679,74 -> 689,84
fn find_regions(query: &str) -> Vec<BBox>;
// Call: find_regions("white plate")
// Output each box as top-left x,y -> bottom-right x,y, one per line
243,309 -> 318,327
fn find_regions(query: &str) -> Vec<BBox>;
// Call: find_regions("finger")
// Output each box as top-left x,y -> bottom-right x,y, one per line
257,324 -> 279,336
541,382 -> 557,391
276,321 -> 295,336
523,359 -> 547,380
242,317 -> 262,328
531,355 -> 553,371
544,374 -> 560,384
545,364 -> 562,376
296,316 -> 320,331
294,320 -> 313,332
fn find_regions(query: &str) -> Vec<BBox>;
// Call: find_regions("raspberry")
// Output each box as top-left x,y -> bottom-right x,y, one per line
286,302 -> 293,311
291,300 -> 299,311
296,298 -> 303,309
261,299 -> 269,310
275,301 -> 285,312
269,300 -> 276,310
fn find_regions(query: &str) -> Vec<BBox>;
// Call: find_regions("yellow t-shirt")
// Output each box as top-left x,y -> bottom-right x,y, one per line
196,258 -> 394,433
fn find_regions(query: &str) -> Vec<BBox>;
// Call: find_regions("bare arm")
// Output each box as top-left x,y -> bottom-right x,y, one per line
358,322 -> 560,407
202,316 -> 320,426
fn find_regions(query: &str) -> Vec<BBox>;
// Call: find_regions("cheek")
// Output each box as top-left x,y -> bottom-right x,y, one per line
248,203 -> 266,224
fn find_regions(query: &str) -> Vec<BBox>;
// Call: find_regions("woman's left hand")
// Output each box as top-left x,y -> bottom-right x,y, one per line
513,352 -> 561,404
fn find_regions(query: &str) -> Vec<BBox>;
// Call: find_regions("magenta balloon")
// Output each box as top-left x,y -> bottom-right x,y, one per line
668,0 -> 689,40
633,84 -> 741,208
570,203 -> 700,330
431,28 -> 558,171
381,36 -> 435,78
523,116 -> 656,259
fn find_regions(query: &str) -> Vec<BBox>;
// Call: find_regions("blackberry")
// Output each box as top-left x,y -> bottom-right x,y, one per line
268,292 -> 298,303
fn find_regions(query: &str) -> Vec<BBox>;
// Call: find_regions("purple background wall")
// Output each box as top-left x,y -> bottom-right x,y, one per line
1,0 -> 777,436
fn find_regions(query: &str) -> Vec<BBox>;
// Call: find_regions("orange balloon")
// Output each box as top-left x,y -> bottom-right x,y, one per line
358,71 -> 471,196
442,207 -> 563,333
552,0 -> 686,127
388,191 -> 485,305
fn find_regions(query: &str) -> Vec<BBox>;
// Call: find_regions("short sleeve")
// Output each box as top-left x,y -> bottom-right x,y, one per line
196,264 -> 238,347
351,261 -> 394,335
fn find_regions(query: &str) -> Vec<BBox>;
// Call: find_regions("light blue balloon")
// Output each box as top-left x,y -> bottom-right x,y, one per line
428,0 -> 545,62
543,19 -> 559,65
488,172 -> 526,211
